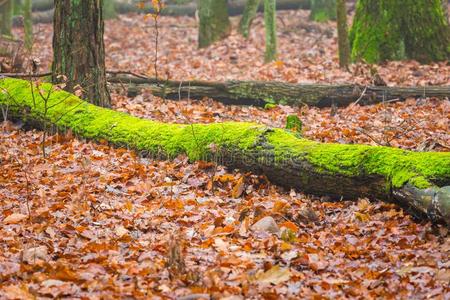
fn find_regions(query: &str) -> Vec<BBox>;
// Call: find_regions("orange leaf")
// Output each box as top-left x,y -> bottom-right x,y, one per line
232,177 -> 245,198
280,221 -> 299,233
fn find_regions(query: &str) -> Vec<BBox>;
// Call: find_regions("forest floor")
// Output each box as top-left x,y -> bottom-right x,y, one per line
0,10 -> 449,299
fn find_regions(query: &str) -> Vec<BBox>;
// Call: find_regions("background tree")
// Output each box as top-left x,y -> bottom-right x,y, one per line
23,0 -> 33,51
52,0 -> 111,107
350,0 -> 450,63
1,0 -> 14,37
264,0 -> 277,62
310,0 -> 336,22
336,0 -> 350,69
103,1 -> 117,19
198,0 -> 230,48
238,0 -> 260,38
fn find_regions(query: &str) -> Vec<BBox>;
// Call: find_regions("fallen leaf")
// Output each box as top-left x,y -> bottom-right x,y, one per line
3,213 -> 28,224
254,265 -> 292,285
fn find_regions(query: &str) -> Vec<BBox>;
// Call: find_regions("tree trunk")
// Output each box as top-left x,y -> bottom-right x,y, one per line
102,0 -> 116,19
2,78 -> 450,226
238,0 -> 260,38
336,0 -> 350,69
23,0 -> 33,51
52,0 -> 111,107
350,0 -> 450,63
198,0 -> 231,48
310,0 -> 337,22
1,0 -> 14,37
13,0 -> 23,16
107,74 -> 450,108
264,0 -> 277,63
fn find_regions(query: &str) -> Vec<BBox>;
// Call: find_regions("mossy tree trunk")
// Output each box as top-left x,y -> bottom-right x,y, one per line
52,0 -> 111,107
13,0 -> 22,16
23,0 -> 33,51
264,0 -> 277,63
350,0 -> 450,64
310,0 -> 337,22
1,0 -> 14,37
336,0 -> 350,69
1,77 -> 450,226
238,0 -> 260,38
198,0 -> 231,48
102,0 -> 117,19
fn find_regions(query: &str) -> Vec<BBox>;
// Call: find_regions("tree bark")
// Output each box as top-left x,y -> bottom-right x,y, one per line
350,0 -> 450,63
310,0 -> 337,22
1,0 -> 14,37
1,78 -> 449,226
23,0 -> 33,51
264,0 -> 277,63
239,0 -> 260,38
52,0 -> 111,107
198,0 -> 231,48
336,0 -> 350,69
107,74 -> 450,108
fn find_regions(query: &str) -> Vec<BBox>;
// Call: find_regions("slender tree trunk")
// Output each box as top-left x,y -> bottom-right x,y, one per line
310,0 -> 337,22
238,0 -> 260,38
442,0 -> 449,23
350,0 -> 450,63
102,0 -> 116,19
198,0 -> 231,48
52,0 -> 111,107
24,0 -> 33,51
336,0 -> 350,69
13,0 -> 22,15
1,0 -> 14,37
264,0 -> 277,63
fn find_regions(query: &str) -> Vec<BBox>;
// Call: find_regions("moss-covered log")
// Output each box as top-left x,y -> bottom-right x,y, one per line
107,74 -> 450,108
1,78 -> 449,226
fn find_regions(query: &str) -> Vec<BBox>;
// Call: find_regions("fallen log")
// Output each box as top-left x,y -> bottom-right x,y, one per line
32,0 -> 53,12
107,74 -> 450,107
1,78 -> 449,226
25,0 -> 310,24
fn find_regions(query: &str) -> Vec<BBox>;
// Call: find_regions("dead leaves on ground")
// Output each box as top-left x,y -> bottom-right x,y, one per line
0,130 -> 449,298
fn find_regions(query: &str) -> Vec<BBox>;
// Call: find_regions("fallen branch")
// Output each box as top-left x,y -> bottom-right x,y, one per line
1,78 -> 449,226
107,74 -> 450,108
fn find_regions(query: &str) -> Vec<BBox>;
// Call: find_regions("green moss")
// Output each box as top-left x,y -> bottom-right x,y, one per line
267,129 -> 450,189
264,103 -> 277,110
285,115 -> 302,133
1,78 -> 449,193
